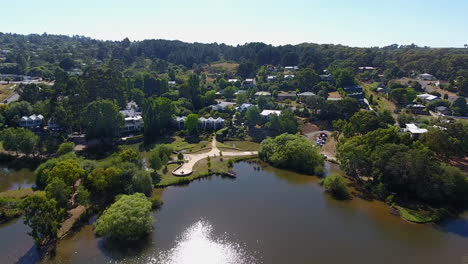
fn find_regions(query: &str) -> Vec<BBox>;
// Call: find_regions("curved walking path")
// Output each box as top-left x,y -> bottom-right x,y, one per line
172,138 -> 258,176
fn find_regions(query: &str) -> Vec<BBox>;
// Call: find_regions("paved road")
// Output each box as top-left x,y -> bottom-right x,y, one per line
172,138 -> 257,176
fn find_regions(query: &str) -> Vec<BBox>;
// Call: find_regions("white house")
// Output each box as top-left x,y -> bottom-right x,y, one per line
260,110 -> 282,117
234,90 -> 247,95
404,123 -> 427,138
255,91 -> 271,97
243,78 -> 255,88
236,103 -> 254,112
120,103 -> 143,133
417,73 -> 436,81
228,79 -> 239,83
19,114 -> 44,128
284,74 -> 295,80
168,81 -> 176,86
267,75 -> 277,82
210,102 -> 236,111
417,93 -> 439,102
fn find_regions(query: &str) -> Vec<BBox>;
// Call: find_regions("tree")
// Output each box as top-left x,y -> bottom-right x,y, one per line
143,97 -> 176,140
45,177 -> 72,208
223,86 -> 236,99
245,106 -> 262,127
21,192 -> 65,245
296,68 -> 320,92
119,148 -> 141,165
148,151 -> 162,170
130,171 -> 153,197
322,174 -> 350,199
390,88 -> 416,104
305,95 -> 325,114
59,57 -> 76,71
76,186 -> 90,206
84,99 -> 124,140
451,97 -> 467,116
19,83 -> 41,104
237,62 -> 256,79
4,101 -> 33,125
56,142 -> 75,156
86,167 -> 122,195
281,52 -> 299,66
185,113 -> 199,135
236,93 -> 247,105
0,127 -> 39,156
94,193 -> 153,242
333,68 -> 355,88
178,152 -> 184,160
259,133 -> 323,174
48,160 -> 82,184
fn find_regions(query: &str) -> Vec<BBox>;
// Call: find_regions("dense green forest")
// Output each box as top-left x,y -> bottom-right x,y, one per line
1,32 -> 467,82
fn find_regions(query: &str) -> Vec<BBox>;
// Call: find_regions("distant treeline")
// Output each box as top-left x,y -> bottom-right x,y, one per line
0,32 -> 467,80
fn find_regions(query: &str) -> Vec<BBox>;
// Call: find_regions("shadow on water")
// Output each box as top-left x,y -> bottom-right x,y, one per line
15,245 -> 43,264
437,216 -> 468,238
97,235 -> 153,260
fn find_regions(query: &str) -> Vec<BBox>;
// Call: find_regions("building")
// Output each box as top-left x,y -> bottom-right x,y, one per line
435,80 -> 448,88
198,117 -> 225,130
234,90 -> 247,95
210,101 -> 236,111
284,74 -> 295,80
260,110 -> 282,117
19,114 -> 44,128
404,123 -> 428,138
358,66 -> 377,71
348,92 -> 365,100
228,79 -> 239,83
120,102 -> 143,134
243,78 -> 256,88
407,104 -> 427,115
344,85 -> 363,93
417,93 -> 439,102
376,87 -> 391,94
297,92 -> 316,102
435,106 -> 450,116
47,118 -> 61,131
319,74 -> 333,82
417,73 -> 436,81
255,91 -> 271,97
174,116 -> 186,129
236,103 -> 254,112
267,75 -> 277,82
168,81 -> 176,86
277,92 -> 297,101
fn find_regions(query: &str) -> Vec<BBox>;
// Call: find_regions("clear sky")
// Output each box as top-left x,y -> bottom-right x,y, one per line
1,0 -> 467,47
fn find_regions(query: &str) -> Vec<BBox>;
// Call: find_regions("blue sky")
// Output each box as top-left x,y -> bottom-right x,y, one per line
1,0 -> 467,47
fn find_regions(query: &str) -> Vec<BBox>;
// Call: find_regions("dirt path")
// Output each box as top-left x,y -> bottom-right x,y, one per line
172,138 -> 257,176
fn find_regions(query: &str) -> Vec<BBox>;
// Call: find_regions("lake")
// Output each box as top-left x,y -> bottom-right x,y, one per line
1,161 -> 467,264
0,166 -> 35,192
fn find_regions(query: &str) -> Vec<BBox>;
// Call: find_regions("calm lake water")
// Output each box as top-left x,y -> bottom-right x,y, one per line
0,166 -> 35,192
1,162 -> 468,264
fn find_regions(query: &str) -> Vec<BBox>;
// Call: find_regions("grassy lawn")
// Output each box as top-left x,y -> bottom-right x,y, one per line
0,84 -> 16,102
217,141 -> 260,151
155,156 -> 255,187
361,82 -> 396,112
396,206 -> 438,223
167,136 -> 210,152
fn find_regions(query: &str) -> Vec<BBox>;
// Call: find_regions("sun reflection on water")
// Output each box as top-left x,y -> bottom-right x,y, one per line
152,220 -> 258,264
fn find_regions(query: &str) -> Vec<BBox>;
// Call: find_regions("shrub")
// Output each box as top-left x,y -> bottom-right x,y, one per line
94,193 -> 153,242
322,174 -> 350,200
56,142 -> 75,156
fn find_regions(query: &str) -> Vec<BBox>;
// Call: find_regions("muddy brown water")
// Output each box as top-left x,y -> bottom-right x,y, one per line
1,162 -> 467,264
